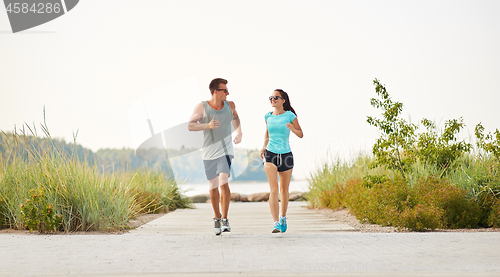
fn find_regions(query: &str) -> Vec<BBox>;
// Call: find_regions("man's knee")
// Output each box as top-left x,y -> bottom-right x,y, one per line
218,173 -> 229,185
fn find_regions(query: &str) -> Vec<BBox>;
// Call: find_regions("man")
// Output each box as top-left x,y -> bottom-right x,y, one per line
188,78 -> 242,235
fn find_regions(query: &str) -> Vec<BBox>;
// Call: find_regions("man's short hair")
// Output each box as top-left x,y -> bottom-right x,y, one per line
209,78 -> 228,94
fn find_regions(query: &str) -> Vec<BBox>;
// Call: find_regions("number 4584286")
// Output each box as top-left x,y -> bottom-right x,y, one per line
6,2 -> 62,14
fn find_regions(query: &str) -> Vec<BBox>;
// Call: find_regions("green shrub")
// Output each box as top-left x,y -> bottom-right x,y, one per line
341,176 -> 482,231
344,177 -> 406,226
409,177 -> 481,229
319,180 -> 352,210
487,199 -> 500,228
398,204 -> 442,231
20,187 -> 62,232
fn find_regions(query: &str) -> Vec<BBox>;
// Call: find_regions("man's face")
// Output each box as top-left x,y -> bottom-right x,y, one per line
215,84 -> 229,100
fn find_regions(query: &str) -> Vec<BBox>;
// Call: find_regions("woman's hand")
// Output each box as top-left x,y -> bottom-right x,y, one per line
259,148 -> 266,159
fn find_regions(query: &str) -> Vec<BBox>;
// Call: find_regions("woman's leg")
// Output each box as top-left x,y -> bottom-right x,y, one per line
278,168 -> 293,217
264,162 -> 279,222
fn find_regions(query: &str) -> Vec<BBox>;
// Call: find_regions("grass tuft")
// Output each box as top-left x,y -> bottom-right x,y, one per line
0,129 -> 192,232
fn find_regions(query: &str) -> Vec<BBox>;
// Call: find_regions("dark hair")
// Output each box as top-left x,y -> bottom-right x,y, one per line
275,89 -> 297,116
209,78 -> 228,94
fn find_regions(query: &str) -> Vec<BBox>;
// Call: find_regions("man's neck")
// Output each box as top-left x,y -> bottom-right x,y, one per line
208,96 -> 224,110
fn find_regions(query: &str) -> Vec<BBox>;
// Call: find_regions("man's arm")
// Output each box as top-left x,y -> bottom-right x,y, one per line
188,103 -> 219,131
229,101 -> 242,144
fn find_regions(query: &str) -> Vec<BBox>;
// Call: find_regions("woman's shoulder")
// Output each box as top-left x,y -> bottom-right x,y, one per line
264,111 -> 273,120
285,110 -> 297,119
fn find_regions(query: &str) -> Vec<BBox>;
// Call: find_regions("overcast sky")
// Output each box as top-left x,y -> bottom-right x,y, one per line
1,0 -> 499,179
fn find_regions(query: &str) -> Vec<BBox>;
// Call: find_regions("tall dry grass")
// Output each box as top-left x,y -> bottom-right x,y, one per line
0,127 -> 192,232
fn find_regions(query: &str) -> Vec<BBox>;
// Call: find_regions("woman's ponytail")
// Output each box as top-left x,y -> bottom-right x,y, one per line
275,89 -> 297,116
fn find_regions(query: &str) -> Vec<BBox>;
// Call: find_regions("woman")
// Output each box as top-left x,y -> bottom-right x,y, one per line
260,89 -> 303,233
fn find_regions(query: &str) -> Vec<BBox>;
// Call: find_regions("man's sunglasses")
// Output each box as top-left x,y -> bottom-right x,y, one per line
269,96 -> 284,101
215,89 -> 229,93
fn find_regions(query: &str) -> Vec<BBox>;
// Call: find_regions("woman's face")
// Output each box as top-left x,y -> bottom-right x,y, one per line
270,90 -> 285,108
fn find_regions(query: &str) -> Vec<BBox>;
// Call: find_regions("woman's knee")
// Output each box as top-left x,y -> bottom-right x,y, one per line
269,185 -> 279,193
280,186 -> 289,194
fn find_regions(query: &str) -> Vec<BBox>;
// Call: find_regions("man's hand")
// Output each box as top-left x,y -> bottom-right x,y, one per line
209,116 -> 220,129
233,132 -> 242,144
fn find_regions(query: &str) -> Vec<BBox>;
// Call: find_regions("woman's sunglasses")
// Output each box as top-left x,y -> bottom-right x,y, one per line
269,96 -> 284,101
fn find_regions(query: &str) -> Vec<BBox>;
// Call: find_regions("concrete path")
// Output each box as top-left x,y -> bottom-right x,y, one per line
1,202 -> 500,277
132,202 -> 355,235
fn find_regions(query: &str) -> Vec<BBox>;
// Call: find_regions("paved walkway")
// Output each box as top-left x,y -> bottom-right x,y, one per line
1,202 -> 500,277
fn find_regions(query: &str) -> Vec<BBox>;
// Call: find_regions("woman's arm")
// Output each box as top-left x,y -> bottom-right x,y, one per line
259,126 -> 269,159
286,118 -> 303,138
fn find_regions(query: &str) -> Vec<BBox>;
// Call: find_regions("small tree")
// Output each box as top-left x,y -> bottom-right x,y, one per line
475,123 -> 500,160
367,79 -> 417,178
368,79 -> 471,178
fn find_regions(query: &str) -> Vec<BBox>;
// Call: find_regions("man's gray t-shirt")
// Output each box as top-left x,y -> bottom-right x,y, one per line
201,101 -> 234,160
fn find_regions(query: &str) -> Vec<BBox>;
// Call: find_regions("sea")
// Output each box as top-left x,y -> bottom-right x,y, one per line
178,180 -> 310,197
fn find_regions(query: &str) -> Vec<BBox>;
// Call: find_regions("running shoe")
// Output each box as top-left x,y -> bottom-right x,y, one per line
214,217 -> 222,235
221,218 -> 231,232
272,220 -> 281,233
280,214 -> 287,233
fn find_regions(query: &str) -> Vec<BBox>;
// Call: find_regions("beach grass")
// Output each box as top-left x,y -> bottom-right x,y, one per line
0,130 -> 192,232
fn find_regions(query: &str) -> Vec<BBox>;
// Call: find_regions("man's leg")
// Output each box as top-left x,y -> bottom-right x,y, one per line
209,176 -> 222,235
209,176 -> 220,218
218,173 -> 230,219
218,172 -> 231,232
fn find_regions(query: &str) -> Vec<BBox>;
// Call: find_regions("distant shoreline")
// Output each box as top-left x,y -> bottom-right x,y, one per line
180,180 -> 309,197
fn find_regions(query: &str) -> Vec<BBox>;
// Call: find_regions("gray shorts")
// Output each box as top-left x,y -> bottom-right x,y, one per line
203,155 -> 233,180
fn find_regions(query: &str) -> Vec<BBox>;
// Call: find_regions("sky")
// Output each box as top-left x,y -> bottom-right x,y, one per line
1,0 -> 499,179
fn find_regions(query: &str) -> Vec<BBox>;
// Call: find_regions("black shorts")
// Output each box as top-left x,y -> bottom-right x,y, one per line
263,150 -> 294,172
203,155 -> 233,180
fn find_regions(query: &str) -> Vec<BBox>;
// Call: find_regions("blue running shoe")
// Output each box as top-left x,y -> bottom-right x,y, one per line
280,215 -> 287,233
272,221 -> 281,233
